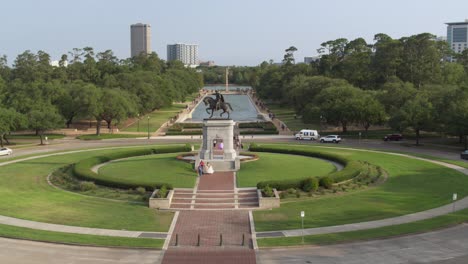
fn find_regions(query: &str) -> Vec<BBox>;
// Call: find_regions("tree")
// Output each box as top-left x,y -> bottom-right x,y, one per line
282,46 -> 298,65
314,85 -> 362,132
354,92 -> 386,134
57,81 -> 101,128
340,38 -> 372,88
27,104 -> 64,145
97,89 -> 137,133
317,38 -> 348,76
398,33 -> 444,88
393,93 -> 434,145
372,33 -> 402,85
0,108 -> 26,147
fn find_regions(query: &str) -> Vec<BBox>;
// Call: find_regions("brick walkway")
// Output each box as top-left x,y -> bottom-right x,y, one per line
162,172 -> 257,263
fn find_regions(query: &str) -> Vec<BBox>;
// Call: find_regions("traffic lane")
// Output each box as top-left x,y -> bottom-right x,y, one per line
257,223 -> 468,264
0,237 -> 162,264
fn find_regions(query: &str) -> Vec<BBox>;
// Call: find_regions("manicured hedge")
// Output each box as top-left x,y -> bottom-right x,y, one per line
165,131 -> 202,136
240,130 -> 279,135
72,145 -> 191,190
251,144 -> 367,190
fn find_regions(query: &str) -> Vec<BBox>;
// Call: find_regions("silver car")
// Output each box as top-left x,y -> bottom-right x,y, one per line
0,147 -> 13,156
319,135 -> 341,143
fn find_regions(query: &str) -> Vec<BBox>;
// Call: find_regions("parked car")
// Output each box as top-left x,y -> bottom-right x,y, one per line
295,129 -> 320,140
383,134 -> 403,141
461,150 -> 468,160
0,147 -> 13,156
319,135 -> 341,143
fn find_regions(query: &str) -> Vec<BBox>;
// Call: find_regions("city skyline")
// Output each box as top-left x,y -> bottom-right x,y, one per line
1,0 -> 468,66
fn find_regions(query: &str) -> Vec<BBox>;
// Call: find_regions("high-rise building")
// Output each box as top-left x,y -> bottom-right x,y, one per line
167,43 -> 199,67
130,23 -> 151,57
446,20 -> 468,55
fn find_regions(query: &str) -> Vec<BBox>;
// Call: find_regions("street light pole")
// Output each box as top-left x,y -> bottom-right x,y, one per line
147,116 -> 150,139
137,114 -> 140,132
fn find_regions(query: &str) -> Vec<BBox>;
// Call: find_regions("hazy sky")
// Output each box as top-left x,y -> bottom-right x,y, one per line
1,0 -> 468,66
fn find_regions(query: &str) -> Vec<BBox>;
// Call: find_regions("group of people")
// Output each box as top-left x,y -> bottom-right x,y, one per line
197,160 -> 214,177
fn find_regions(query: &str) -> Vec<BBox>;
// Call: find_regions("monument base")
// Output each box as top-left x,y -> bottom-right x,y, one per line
196,119 -> 240,172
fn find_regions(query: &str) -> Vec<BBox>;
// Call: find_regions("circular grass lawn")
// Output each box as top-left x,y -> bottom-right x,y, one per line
0,145 -> 180,232
97,153 -> 196,188
252,144 -> 468,232
97,152 -> 337,189
237,152 -> 337,187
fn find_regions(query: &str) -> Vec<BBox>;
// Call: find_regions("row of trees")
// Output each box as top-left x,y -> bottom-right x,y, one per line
250,33 -> 468,147
200,66 -> 253,86
0,48 -> 203,145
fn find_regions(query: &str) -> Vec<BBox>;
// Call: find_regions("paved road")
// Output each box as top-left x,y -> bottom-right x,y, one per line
257,223 -> 468,264
0,237 -> 162,264
3,224 -> 468,264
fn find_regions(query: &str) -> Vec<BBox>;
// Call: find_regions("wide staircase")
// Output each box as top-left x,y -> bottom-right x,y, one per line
169,172 -> 259,210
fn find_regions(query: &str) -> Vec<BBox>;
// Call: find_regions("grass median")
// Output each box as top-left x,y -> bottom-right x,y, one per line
0,224 -> 164,248
257,207 -> 468,247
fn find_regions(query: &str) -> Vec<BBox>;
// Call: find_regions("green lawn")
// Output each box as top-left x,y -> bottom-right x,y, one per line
267,104 -> 319,132
0,224 -> 164,248
237,152 -> 336,187
253,144 -> 468,232
122,104 -> 186,132
97,153 -> 196,188
257,207 -> 468,247
0,146 -> 175,232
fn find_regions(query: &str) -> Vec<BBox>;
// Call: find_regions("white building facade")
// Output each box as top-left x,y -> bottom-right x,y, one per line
446,20 -> 468,54
167,43 -> 199,67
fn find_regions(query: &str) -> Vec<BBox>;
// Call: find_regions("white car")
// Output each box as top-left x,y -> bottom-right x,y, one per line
319,135 -> 341,143
0,147 -> 13,156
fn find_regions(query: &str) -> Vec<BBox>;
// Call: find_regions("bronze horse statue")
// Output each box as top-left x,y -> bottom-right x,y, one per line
203,96 -> 233,119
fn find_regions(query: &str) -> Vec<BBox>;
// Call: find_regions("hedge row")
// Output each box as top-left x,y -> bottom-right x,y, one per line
165,131 -> 202,136
238,121 -> 276,129
251,144 -> 366,190
240,130 -> 279,135
72,145 -> 191,191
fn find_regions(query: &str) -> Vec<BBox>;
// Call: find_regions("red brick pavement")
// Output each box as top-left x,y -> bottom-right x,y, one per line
162,171 -> 257,264
162,248 -> 256,264
197,171 -> 235,190
169,211 -> 252,247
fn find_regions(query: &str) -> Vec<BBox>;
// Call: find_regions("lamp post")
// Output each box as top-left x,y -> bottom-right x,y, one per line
137,114 -> 140,132
147,116 -> 150,139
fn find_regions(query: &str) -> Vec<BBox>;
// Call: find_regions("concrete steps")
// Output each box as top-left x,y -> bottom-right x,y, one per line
169,188 -> 259,210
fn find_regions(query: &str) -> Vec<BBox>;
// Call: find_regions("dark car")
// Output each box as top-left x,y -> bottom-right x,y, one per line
383,134 -> 403,141
461,150 -> 468,160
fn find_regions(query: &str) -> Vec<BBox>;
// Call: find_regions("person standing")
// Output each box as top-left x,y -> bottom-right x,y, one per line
198,160 -> 205,177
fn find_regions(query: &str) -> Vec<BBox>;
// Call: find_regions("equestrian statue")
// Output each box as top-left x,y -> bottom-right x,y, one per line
202,90 -> 233,119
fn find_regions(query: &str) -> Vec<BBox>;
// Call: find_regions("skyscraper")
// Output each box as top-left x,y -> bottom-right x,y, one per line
446,20 -> 468,55
130,23 -> 151,57
167,43 -> 199,67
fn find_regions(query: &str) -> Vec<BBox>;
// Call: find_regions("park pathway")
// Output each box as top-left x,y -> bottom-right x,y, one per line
161,172 -> 257,264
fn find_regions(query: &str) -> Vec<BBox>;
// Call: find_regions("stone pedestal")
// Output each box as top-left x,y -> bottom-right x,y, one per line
196,119 -> 240,171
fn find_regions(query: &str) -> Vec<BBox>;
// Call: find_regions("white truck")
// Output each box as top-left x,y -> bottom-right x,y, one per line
294,129 -> 320,140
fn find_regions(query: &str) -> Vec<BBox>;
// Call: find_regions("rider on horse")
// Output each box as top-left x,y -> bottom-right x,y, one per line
214,90 -> 225,111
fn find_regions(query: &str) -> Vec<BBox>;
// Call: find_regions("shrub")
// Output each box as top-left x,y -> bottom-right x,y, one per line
79,181 -> 97,191
319,176 -> 333,189
262,185 -> 274,197
136,187 -> 146,195
257,179 -> 302,191
301,177 -> 319,192
156,185 -> 168,198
